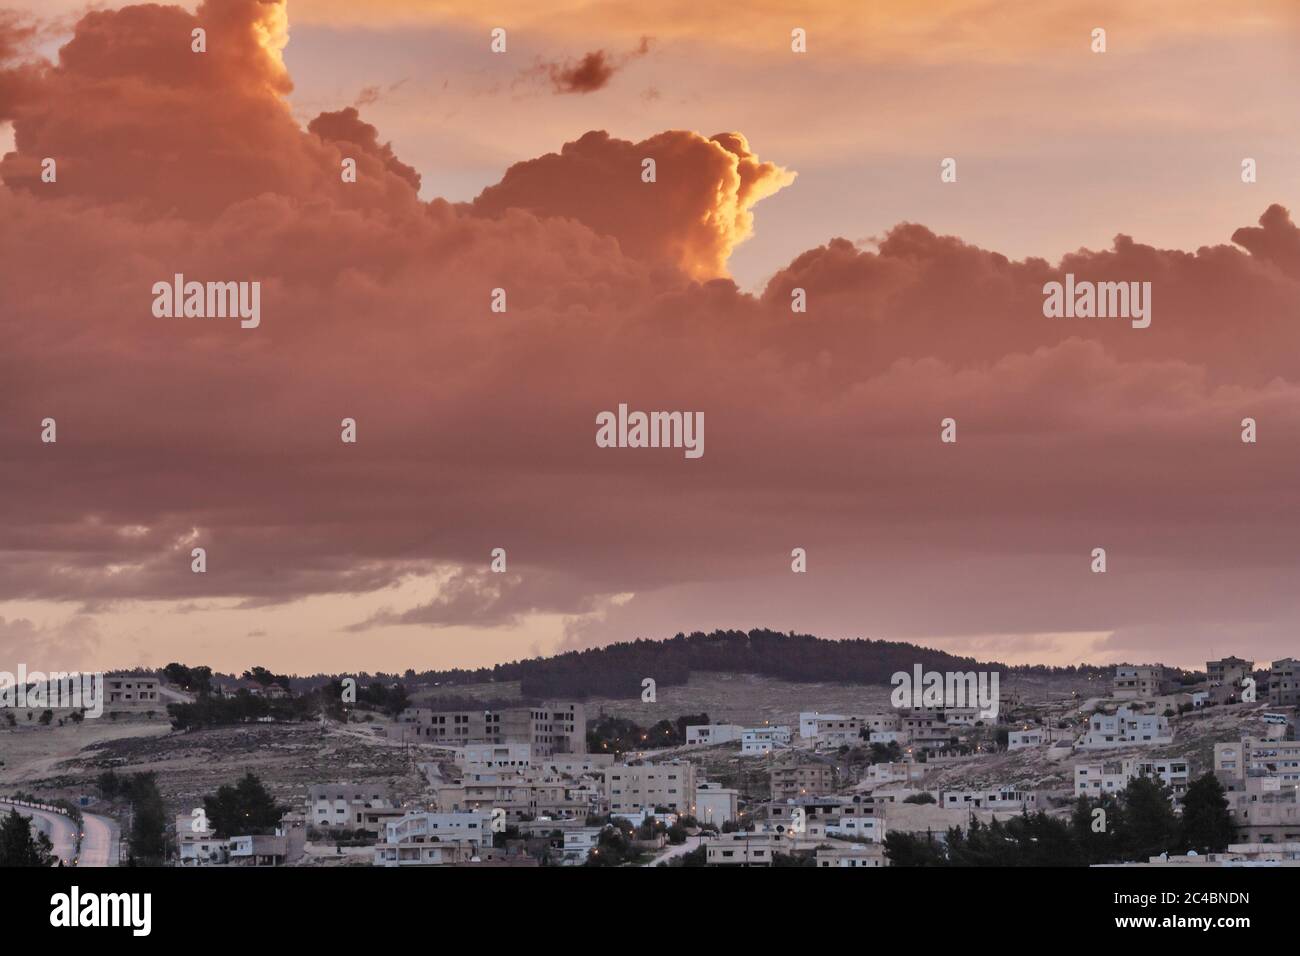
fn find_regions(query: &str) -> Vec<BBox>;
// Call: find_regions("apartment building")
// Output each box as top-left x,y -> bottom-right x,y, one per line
1226,787 -> 1300,844
825,815 -> 885,842
814,716 -> 865,746
741,726 -> 792,755
390,701 -> 586,755
1112,665 -> 1174,700
307,783 -> 400,835
1215,737 -> 1300,788
104,674 -> 161,713
1078,706 -> 1173,748
770,762 -> 836,801
1269,659 -> 1300,707
373,811 -> 492,865
1073,758 -> 1191,799
685,723 -> 743,746
604,762 -> 696,815
1207,656 -> 1253,688
800,712 -> 846,738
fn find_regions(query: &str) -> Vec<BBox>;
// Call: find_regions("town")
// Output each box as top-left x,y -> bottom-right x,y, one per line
2,648 -> 1297,869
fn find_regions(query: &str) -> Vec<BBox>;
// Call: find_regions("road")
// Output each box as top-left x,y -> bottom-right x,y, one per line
0,800 -> 119,866
643,835 -> 701,867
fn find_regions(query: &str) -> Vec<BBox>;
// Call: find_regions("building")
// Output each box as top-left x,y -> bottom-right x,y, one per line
1215,738 -> 1300,787
1078,706 -> 1172,748
1074,758 -> 1191,799
1112,665 -> 1174,700
685,724 -> 743,746
454,743 -> 532,768
816,843 -> 887,868
741,726 -> 792,755
374,811 -> 492,865
1207,656 -> 1253,688
770,763 -> 836,801
604,762 -> 696,815
390,701 -> 586,755
307,783 -> 400,835
941,788 -> 1037,811
1269,659 -> 1300,707
813,716 -> 865,746
692,782 -> 739,826
176,812 -> 226,866
1008,729 -> 1045,750
825,815 -> 885,842
103,674 -> 161,713
799,712 -> 846,738
705,832 -> 786,866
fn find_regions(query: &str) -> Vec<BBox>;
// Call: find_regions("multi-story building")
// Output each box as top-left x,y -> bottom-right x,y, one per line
1073,758 -> 1191,799
307,783 -> 401,835
390,701 -> 585,755
104,674 -> 161,713
770,762 -> 836,801
437,774 -> 591,820
1112,665 -> 1173,700
373,811 -> 492,865
1008,729 -> 1045,750
1207,656 -> 1253,688
800,712 -> 846,738
1215,737 -> 1300,788
741,726 -> 792,755
454,743 -> 532,768
604,762 -> 696,815
814,716 -> 865,746
692,782 -> 739,825
1078,706 -> 1173,748
1269,659 -> 1300,707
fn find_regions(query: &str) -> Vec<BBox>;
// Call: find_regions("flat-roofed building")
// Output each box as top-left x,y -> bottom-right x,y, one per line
816,842 -> 887,867
604,761 -> 696,815
770,762 -> 836,801
1074,758 -> 1190,800
1269,659 -> 1300,707
1113,665 -> 1173,700
308,783 -> 400,835
390,701 -> 585,755
685,723 -> 743,746
692,781 -> 738,826
104,674 -> 161,713
1207,656 -> 1253,688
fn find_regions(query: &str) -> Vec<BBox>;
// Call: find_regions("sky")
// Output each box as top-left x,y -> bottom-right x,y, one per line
1,0 -> 1299,675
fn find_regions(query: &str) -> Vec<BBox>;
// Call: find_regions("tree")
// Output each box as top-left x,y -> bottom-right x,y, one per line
883,829 -> 948,866
203,772 -> 285,837
1180,773 -> 1235,853
126,773 -> 167,864
0,809 -> 56,866
39,709 -> 53,725
903,791 -> 936,804
1117,776 -> 1179,861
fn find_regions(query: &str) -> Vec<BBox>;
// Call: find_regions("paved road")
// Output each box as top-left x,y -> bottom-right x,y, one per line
0,801 -> 78,865
0,801 -> 119,866
78,810 -> 119,867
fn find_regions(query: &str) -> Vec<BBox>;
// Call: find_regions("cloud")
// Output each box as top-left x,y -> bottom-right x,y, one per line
531,38 -> 651,95
2,0 -> 1300,670
471,128 -> 794,278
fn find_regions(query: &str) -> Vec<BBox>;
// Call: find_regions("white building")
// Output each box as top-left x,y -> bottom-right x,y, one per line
1078,706 -> 1173,749
454,743 -> 532,768
826,815 -> 885,842
940,788 -> 1036,811
1008,729 -> 1045,750
800,712 -> 845,738
374,810 -> 493,866
685,723 -> 744,746
693,782 -> 739,825
816,843 -> 887,868
1074,757 -> 1191,798
741,726 -> 792,755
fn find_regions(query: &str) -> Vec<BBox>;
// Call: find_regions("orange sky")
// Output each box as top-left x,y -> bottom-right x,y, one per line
1,0 -> 1299,675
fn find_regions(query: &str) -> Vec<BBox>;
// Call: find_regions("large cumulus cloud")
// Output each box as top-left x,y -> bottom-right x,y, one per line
1,0 -> 1299,669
